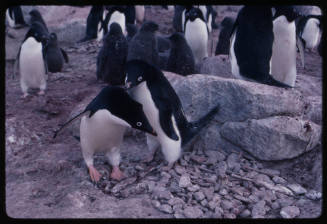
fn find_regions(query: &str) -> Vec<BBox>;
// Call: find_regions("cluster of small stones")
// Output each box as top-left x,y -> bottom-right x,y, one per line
95,147 -> 321,219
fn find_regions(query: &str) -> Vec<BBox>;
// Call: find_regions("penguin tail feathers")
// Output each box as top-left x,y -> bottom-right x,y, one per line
53,110 -> 89,139
261,75 -> 292,88
182,105 -> 219,146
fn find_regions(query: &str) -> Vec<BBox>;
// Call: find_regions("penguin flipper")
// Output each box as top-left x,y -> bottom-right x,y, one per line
60,48 -> 69,63
159,107 -> 179,141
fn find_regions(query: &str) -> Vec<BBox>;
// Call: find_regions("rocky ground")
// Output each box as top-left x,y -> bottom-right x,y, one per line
5,6 -> 322,218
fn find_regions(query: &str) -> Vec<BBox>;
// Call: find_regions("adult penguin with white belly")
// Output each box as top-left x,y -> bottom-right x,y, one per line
124,59 -> 219,168
102,6 -> 127,37
184,7 -> 209,65
53,86 -> 157,182
271,6 -> 302,87
6,6 -> 27,28
229,6 -> 297,88
17,22 -> 49,98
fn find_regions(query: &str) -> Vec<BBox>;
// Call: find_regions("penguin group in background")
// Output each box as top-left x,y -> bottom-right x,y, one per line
45,33 -> 69,73
229,6 -> 298,88
215,16 -> 235,55
167,32 -> 195,76
29,9 -> 49,32
102,6 -> 128,38
53,86 -> 156,182
96,23 -> 128,85
195,5 -> 218,33
124,59 -> 219,167
17,22 -> 49,98
79,6 -> 104,42
271,6 -> 301,87
135,5 -> 145,23
6,6 -> 27,28
173,5 -> 186,32
184,7 -> 209,65
127,21 -> 159,67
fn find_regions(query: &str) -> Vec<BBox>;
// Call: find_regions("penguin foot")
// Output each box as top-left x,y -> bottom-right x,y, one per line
161,162 -> 175,171
88,165 -> 101,182
38,90 -> 45,96
110,166 -> 125,181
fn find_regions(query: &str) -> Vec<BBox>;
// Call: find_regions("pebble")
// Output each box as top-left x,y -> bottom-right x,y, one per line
174,165 -> 186,175
219,188 -> 228,196
168,197 -> 184,206
277,198 -> 295,207
152,187 -> 173,201
152,200 -> 160,208
280,206 -> 300,218
158,204 -> 173,214
239,209 -> 251,218
224,213 -> 236,219
200,199 -> 208,207
183,206 -> 204,218
172,203 -> 184,213
216,161 -> 227,176
194,191 -> 205,201
305,190 -> 322,200
202,187 -> 214,201
287,183 -> 307,195
204,150 -> 226,164
271,201 -> 280,210
187,184 -> 200,192
221,199 -> 233,211
212,207 -> 223,218
179,174 -> 192,188
251,200 -> 266,218
173,213 -> 184,218
272,176 -> 287,184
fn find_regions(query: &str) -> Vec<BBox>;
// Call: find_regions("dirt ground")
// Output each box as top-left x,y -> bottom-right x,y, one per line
5,6 -> 322,218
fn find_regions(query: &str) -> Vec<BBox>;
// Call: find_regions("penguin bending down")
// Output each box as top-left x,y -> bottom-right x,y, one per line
184,7 -> 209,65
215,16 -> 235,55
53,86 -> 156,182
271,6 -> 301,87
29,9 -> 49,32
96,23 -> 128,85
6,6 -> 27,28
79,6 -> 104,42
46,33 -> 69,73
229,6 -> 298,88
124,60 -> 219,167
17,22 -> 49,98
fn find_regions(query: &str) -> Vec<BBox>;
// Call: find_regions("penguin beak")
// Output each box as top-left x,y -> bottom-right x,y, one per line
151,130 -> 157,136
124,82 -> 132,89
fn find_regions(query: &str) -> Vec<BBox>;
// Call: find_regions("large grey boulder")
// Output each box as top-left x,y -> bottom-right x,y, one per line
220,116 -> 321,161
303,96 -> 322,125
51,20 -> 86,45
199,56 -> 233,79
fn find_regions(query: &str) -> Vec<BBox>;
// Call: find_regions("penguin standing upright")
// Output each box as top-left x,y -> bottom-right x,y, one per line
167,32 -> 195,76
96,22 -> 128,85
296,15 -> 322,52
97,9 -> 107,42
45,33 -> 69,73
215,16 -> 235,55
53,86 -> 156,182
184,7 -> 208,65
229,6 -> 297,87
127,21 -> 159,67
29,9 -> 49,32
103,6 -> 127,37
124,60 -> 219,167
79,6 -> 104,42
17,22 -> 49,98
6,6 -> 27,28
173,5 -> 185,32
135,5 -> 145,23
271,6 -> 301,87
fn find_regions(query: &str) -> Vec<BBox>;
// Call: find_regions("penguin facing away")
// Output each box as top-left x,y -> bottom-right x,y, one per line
184,7 -> 209,65
215,16 -> 235,55
271,6 -> 301,87
45,33 -> 69,73
229,6 -> 294,88
18,22 -> 49,98
127,21 -> 159,67
53,86 -> 156,182
6,6 -> 27,28
124,59 -> 219,167
96,22 -> 128,85
29,9 -> 49,32
167,32 -> 195,76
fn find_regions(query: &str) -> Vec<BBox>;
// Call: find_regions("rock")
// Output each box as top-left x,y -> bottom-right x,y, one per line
280,206 -> 300,218
200,199 -> 208,207
271,201 -> 280,210
224,213 -> 236,219
287,183 -> 307,195
255,174 -> 274,185
51,20 -> 86,44
172,203 -> 184,213
221,199 -> 233,211
202,187 -> 215,201
216,161 -> 227,177
303,96 -> 322,125
212,207 -> 223,218
226,153 -> 240,170
239,209 -> 251,218
221,116 -> 321,161
152,187 -> 173,201
179,174 -> 192,188
173,213 -> 185,218
251,200 -> 266,218
272,176 -> 287,184
151,200 -> 161,208
305,190 -> 322,201
174,165 -> 186,175
168,197 -> 184,206
277,198 -> 295,207
204,150 -> 226,164
193,191 -> 205,202
158,204 -> 173,214
187,184 -> 200,192
199,56 -> 233,79
219,188 -> 228,196
183,206 -> 204,218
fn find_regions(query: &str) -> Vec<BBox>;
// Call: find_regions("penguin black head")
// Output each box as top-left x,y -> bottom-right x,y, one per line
108,22 -> 123,36
185,7 -> 205,22
140,21 -> 158,32
24,22 -> 49,43
168,32 -> 186,43
29,9 -> 44,22
124,60 -> 156,89
273,6 -> 301,22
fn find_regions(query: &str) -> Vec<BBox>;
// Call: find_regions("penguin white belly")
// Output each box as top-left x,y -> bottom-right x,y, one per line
132,82 -> 182,163
271,16 -> 297,87
185,18 -> 208,64
302,18 -> 320,49
229,30 -> 243,80
6,9 -> 16,28
207,13 -> 212,33
97,11 -> 106,41
19,37 -> 46,90
80,109 -> 127,165
199,6 -> 207,20
181,10 -> 186,32
108,11 -> 126,36
135,5 -> 145,23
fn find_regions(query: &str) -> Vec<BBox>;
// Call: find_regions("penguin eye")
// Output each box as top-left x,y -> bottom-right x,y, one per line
137,76 -> 143,82
136,122 -> 142,127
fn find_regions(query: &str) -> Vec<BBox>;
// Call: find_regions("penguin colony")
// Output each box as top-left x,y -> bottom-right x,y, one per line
7,5 -> 322,183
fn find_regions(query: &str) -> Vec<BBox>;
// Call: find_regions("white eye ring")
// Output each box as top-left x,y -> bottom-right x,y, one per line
137,76 -> 143,81
136,122 -> 142,127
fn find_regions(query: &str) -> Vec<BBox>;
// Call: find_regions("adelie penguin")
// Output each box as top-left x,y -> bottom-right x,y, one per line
167,32 -> 195,76
29,9 -> 49,32
16,22 -> 49,98
125,60 -> 219,168
101,5 -> 127,40
96,22 -> 128,85
45,33 -> 69,73
53,86 -> 156,182
229,6 -> 298,88
127,21 -> 159,67
215,16 -> 235,55
79,6 -> 104,42
184,7 -> 209,65
271,6 -> 302,87
195,5 -> 218,33
6,6 -> 27,28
